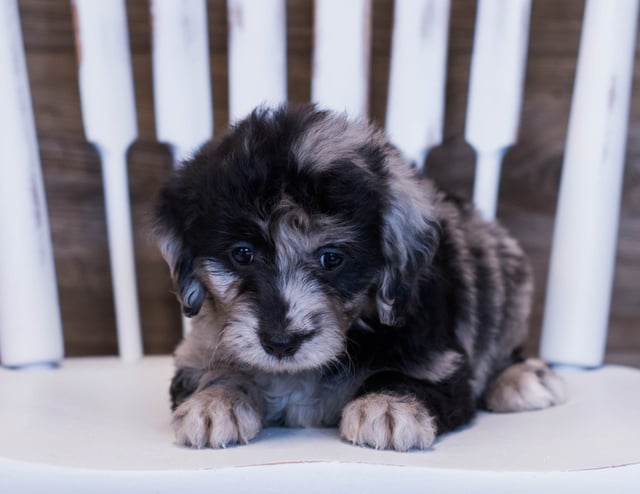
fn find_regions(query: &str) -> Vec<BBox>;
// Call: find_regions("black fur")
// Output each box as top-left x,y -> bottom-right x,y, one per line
169,367 -> 203,411
153,105 -> 550,450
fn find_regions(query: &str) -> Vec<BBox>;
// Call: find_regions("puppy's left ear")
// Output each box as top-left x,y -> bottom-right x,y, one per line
376,157 -> 440,326
152,181 -> 207,318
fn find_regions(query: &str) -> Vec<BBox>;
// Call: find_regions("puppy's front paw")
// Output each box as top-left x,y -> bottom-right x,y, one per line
484,358 -> 567,413
172,387 -> 262,448
340,393 -> 436,451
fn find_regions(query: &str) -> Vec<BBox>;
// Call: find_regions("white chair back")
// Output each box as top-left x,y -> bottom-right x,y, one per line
0,0 -> 637,370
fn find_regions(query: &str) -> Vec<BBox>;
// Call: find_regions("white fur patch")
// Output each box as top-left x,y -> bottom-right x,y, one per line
484,358 -> 567,413
279,271 -> 326,332
340,393 -> 436,451
200,259 -> 241,303
219,294 -> 343,374
273,203 -> 360,259
291,114 -> 382,173
217,299 -> 264,364
172,387 -> 262,448
276,271 -> 346,372
155,228 -> 181,268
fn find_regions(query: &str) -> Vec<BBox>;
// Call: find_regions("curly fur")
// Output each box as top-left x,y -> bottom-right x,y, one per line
153,105 -> 565,451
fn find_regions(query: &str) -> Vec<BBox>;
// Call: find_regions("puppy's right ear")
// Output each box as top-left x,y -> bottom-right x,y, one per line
152,184 -> 206,318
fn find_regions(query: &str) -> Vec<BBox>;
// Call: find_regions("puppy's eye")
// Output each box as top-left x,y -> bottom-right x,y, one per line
230,243 -> 254,266
319,248 -> 344,271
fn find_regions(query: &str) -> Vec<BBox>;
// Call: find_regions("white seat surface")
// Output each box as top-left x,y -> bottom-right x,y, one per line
1,356 -> 639,491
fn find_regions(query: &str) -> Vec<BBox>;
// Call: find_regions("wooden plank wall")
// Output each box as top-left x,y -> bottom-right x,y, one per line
16,0 -> 640,366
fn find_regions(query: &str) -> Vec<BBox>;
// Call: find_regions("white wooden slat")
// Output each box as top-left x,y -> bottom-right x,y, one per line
385,0 -> 450,168
227,0 -> 287,121
151,0 -> 213,163
312,0 -> 372,118
0,0 -> 64,368
540,0 -> 640,368
151,0 -> 213,337
72,0 -> 142,361
465,0 -> 532,220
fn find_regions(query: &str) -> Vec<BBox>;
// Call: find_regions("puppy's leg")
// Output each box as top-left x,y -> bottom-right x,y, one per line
171,369 -> 263,448
340,370 -> 475,451
170,366 -> 205,410
484,358 -> 566,413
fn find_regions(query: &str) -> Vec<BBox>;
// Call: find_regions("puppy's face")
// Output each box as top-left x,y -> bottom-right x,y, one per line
154,107 -> 438,373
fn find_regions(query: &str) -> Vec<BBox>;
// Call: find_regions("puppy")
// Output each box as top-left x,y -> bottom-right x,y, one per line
153,105 -> 565,451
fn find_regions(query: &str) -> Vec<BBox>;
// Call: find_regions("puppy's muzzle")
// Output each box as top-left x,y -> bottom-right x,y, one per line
259,332 -> 313,359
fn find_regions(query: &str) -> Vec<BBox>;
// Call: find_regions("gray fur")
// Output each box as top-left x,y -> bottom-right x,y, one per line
154,106 -> 564,451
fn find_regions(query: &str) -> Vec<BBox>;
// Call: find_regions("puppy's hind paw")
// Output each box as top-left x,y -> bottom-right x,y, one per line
340,393 -> 436,451
172,387 -> 262,448
484,358 -> 567,413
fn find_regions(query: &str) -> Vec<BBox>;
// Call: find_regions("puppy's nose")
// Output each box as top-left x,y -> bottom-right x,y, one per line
260,333 -> 303,359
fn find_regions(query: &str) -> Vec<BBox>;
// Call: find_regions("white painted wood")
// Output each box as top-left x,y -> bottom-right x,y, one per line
73,0 -> 138,150
227,0 -> 287,121
471,149 -> 506,219
151,0 -> 213,337
385,0 -> 450,168
540,0 -> 640,368
151,0 -> 213,164
73,0 -> 142,361
1,357 -> 639,492
0,0 -> 64,368
465,0 -> 531,220
2,460 -> 639,494
312,0 -> 372,118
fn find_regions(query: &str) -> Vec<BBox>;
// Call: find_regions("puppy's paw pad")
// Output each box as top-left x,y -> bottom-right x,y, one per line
340,393 -> 436,451
485,358 -> 567,413
172,387 -> 262,448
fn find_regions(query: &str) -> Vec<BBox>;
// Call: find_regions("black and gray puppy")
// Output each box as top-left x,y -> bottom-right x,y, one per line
153,105 -> 565,451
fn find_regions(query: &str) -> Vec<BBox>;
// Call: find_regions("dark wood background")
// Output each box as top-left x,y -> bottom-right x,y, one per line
17,0 -> 640,366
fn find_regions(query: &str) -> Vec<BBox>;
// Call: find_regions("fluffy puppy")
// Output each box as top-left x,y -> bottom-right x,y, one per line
153,105 -> 565,451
